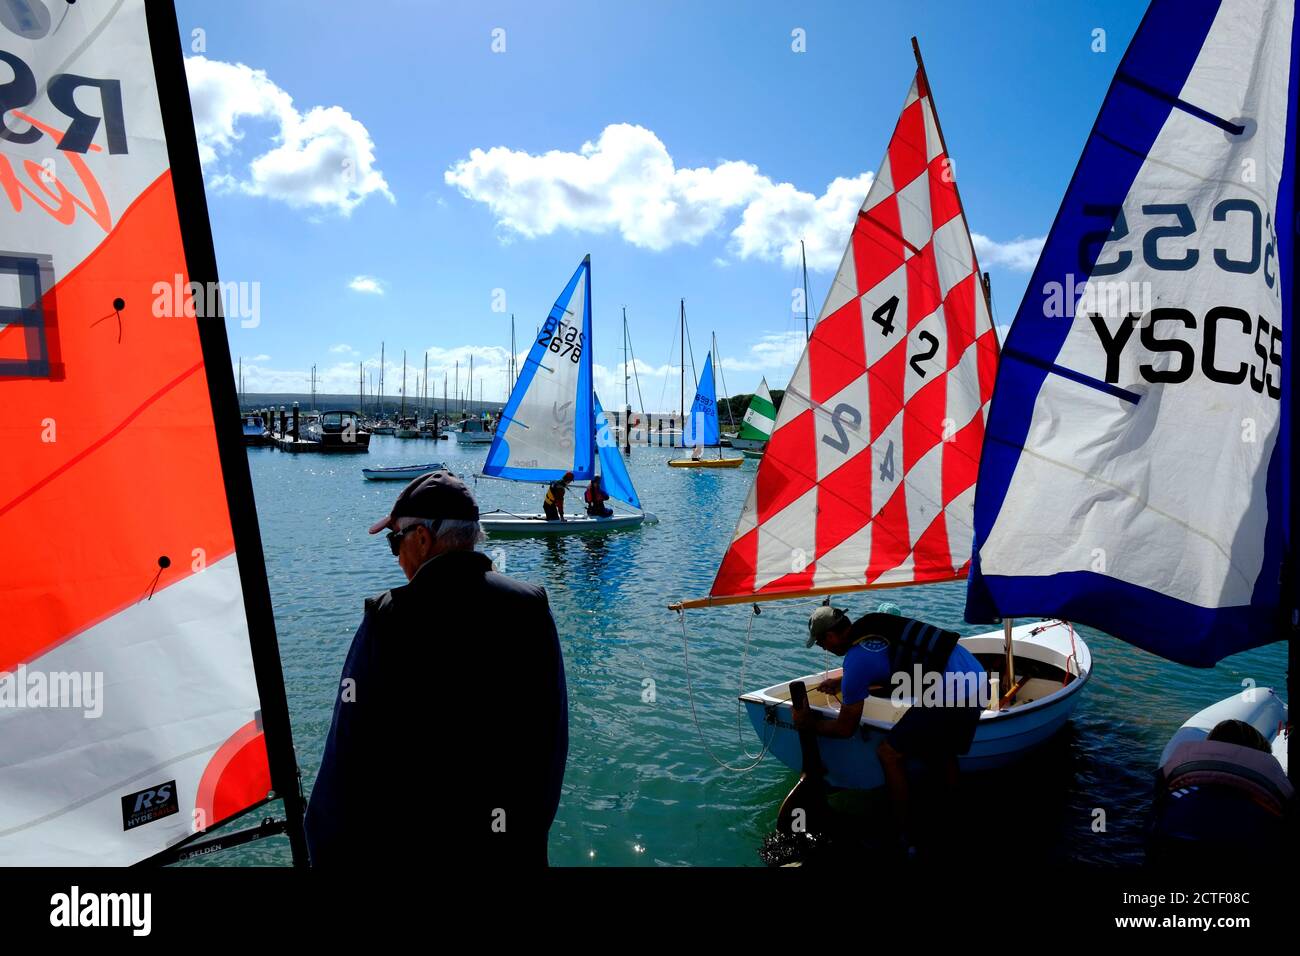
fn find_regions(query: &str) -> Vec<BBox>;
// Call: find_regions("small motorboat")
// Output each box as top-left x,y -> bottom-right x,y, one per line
241,414 -> 270,447
394,416 -> 421,439
289,410 -> 370,452
361,462 -> 448,481
668,455 -> 743,468
320,410 -> 370,451
1147,688 -> 1290,864
741,620 -> 1090,790
480,511 -> 656,536
455,418 -> 495,444
370,420 -> 396,435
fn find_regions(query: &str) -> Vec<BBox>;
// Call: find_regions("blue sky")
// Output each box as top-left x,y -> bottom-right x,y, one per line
175,0 -> 1147,411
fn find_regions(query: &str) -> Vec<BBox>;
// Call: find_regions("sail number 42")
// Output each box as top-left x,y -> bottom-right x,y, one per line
873,295 -> 941,378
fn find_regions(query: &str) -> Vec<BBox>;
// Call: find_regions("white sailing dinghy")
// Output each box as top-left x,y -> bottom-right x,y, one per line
671,42 -> 1090,791
727,377 -> 776,453
479,256 -> 653,535
963,0 -> 1295,849
0,1 -> 305,864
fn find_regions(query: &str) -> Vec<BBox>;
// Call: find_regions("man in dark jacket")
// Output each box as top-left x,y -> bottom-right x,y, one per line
304,471 -> 568,866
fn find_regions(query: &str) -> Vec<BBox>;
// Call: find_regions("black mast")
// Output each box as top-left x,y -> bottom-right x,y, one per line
679,299 -> 685,445
802,239 -> 811,341
1290,96 -> 1298,788
144,1 -> 307,866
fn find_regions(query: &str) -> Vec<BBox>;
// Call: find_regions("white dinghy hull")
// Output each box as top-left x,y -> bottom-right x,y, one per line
741,621 -> 1090,790
480,511 -> 656,536
1159,688 -> 1288,774
361,463 -> 447,481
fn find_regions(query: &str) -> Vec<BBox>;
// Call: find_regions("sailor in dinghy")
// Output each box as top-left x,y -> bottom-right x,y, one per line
793,605 -> 987,855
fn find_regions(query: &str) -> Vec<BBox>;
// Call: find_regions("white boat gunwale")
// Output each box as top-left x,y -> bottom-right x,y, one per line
360,463 -> 448,480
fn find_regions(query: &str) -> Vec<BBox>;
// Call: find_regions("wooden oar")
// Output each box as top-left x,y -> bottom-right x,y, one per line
775,681 -> 831,836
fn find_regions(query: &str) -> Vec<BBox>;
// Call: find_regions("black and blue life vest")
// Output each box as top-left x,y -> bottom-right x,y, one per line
849,613 -> 960,674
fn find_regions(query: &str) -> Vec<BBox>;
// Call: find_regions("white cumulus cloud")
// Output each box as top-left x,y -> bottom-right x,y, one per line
730,174 -> 874,270
445,124 -> 870,269
446,124 -> 1044,276
185,56 -> 393,215
972,233 -> 1045,272
348,275 -> 385,295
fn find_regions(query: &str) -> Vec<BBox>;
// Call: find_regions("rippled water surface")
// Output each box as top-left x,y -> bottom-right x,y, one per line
209,434 -> 1286,867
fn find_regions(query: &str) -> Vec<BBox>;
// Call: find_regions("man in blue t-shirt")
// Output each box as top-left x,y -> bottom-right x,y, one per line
792,603 -> 986,855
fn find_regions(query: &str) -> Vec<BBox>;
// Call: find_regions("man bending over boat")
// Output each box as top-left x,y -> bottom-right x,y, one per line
305,471 -> 569,867
543,472 -> 574,521
793,603 -> 985,857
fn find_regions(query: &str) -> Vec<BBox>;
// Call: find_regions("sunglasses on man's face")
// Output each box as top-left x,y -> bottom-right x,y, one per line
386,520 -> 436,556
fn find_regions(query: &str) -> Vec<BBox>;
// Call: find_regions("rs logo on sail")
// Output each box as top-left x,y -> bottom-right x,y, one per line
120,780 -> 180,831
0,49 -> 122,232
0,50 -> 127,154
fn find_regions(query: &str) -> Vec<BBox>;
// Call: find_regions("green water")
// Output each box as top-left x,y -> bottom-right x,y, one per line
209,434 -> 1287,866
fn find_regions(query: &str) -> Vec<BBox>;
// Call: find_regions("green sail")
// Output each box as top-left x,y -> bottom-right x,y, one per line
736,377 -> 775,440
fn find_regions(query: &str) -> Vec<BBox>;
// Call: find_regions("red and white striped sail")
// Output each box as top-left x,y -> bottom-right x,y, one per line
708,65 -> 998,603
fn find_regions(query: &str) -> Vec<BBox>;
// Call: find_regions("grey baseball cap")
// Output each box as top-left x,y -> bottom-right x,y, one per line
806,606 -> 850,647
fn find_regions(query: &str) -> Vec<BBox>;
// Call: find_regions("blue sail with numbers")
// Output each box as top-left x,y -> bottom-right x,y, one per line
484,256 -> 596,481
681,352 -> 721,447
965,0 -> 1297,666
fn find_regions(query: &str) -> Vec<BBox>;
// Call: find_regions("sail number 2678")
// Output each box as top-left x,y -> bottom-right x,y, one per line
538,317 -> 584,364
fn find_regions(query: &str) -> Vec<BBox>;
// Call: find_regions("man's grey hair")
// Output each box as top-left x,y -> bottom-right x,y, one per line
396,516 -> 485,551
433,518 -> 485,551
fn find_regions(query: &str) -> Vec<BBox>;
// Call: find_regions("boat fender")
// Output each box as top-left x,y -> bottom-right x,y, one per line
1158,740 -> 1294,817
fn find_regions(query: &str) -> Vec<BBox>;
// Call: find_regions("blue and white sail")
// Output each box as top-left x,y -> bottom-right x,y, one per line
485,256 -> 596,481
965,0 -> 1296,666
681,352 -> 721,448
594,394 -> 643,509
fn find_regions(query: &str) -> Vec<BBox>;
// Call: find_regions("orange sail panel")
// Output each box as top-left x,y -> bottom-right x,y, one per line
709,65 -> 998,603
0,1 -> 295,864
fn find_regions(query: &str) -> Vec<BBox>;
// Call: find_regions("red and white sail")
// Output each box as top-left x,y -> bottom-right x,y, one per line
707,62 -> 998,604
0,2 -> 299,863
